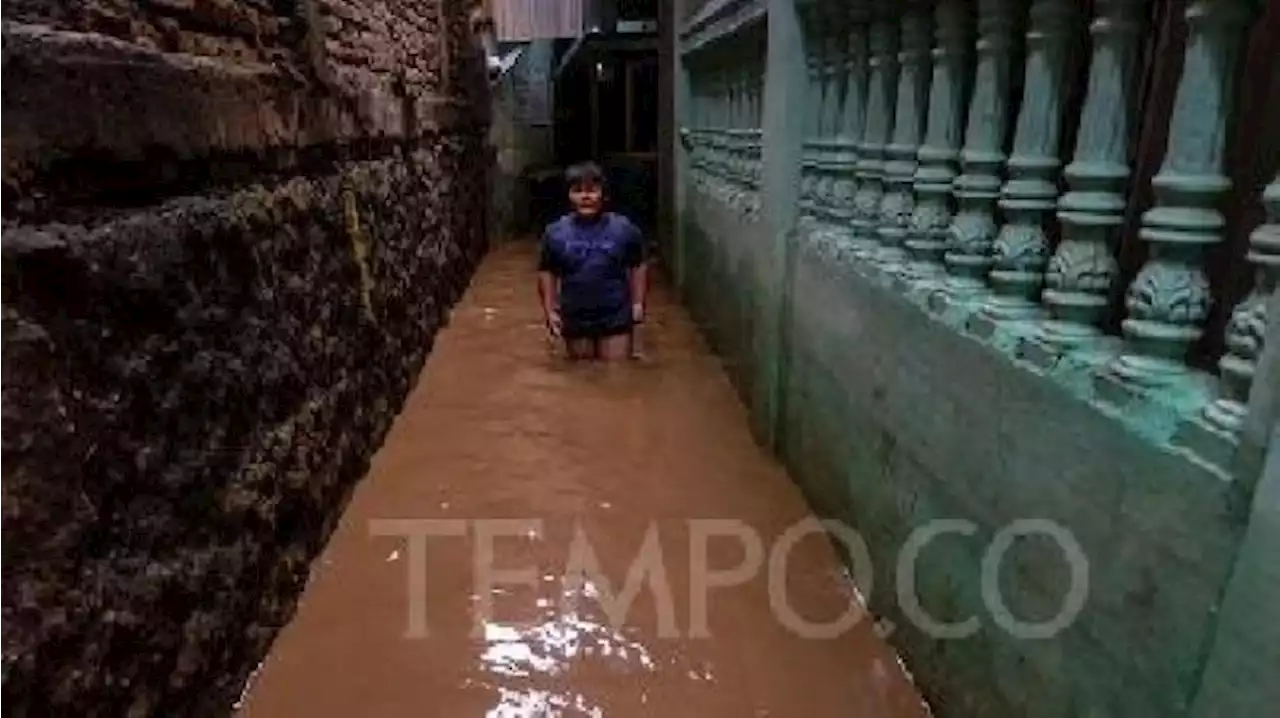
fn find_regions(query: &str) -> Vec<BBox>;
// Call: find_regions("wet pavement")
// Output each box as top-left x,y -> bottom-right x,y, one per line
236,239 -> 930,717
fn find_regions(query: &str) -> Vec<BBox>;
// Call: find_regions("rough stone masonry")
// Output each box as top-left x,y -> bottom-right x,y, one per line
1,1 -> 491,715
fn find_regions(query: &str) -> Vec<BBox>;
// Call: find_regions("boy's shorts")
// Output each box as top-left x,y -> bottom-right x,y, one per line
561,309 -> 633,340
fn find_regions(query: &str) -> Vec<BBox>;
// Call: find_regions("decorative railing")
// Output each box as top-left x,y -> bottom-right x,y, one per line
678,0 -> 1277,476
681,3 -> 766,221
797,0 -> 1275,473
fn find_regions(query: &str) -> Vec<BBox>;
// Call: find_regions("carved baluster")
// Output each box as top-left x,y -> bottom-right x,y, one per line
704,58 -> 717,198
684,69 -> 696,192
1107,0 -> 1254,384
1178,173 -> 1280,465
821,13 -> 870,254
874,6 -> 934,272
749,45 -> 766,218
741,50 -> 753,215
799,6 -> 825,230
815,23 -> 846,230
701,68 -> 711,193
974,0 -> 1082,327
1026,0 -> 1148,358
738,52 -> 754,211
898,0 -> 972,286
848,11 -> 901,257
738,55 -> 748,200
937,0 -> 1022,301
728,57 -> 746,210
719,56 -> 734,202
701,66 -> 712,193
714,57 -> 729,201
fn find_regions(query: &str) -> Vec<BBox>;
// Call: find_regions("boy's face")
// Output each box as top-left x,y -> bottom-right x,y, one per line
569,180 -> 603,218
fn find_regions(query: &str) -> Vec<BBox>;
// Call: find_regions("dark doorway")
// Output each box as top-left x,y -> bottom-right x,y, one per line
549,36 -> 660,237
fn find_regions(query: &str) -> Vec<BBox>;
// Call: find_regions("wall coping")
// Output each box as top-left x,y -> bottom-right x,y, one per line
679,0 -> 766,56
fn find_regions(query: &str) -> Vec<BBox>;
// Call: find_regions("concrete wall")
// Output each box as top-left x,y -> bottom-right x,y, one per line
669,1 -> 1274,716
1,1 -> 489,714
1189,299 -> 1280,717
676,157 -> 1263,718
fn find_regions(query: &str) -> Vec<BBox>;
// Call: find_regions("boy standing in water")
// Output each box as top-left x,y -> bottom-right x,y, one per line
537,162 -> 647,361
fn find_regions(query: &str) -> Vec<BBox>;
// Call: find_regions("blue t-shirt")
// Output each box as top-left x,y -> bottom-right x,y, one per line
538,212 -> 644,328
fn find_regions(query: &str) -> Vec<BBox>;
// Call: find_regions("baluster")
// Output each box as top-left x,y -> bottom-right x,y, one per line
718,59 -> 732,205
973,0 -> 1082,329
1105,0 -> 1254,385
815,21 -> 846,234
700,68 -> 710,194
898,0 -> 972,287
799,5 -> 825,231
742,52 -> 755,212
849,10 -> 901,258
824,11 -> 870,255
874,5 -> 934,273
700,66 -> 712,194
719,55 -> 734,203
742,50 -> 754,213
1021,0 -> 1147,366
698,61 -> 711,196
729,55 -> 746,211
935,0 -> 1023,304
751,44 -> 766,218
714,57 -> 729,202
700,66 -> 711,194
1177,173 -> 1280,465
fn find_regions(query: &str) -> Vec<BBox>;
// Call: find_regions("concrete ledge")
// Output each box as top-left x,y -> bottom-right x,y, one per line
830,251 -> 1235,477
679,0 -> 766,55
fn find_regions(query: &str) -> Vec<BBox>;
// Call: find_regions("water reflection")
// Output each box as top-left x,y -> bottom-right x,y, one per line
473,578 -> 661,715
486,687 -> 604,717
478,612 -> 655,679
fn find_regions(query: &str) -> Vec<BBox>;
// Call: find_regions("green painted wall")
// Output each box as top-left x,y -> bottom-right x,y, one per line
674,185 -> 1255,716
669,2 -> 1274,714
667,7 -> 1280,718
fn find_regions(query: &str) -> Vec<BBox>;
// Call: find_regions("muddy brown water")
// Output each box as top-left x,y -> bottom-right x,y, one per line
236,240 -> 929,717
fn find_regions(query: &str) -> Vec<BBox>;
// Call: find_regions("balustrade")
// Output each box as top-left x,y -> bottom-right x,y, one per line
678,0 -> 1278,473
683,22 -> 765,220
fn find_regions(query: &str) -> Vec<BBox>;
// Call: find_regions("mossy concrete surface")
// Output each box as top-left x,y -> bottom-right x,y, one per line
672,191 -> 1255,717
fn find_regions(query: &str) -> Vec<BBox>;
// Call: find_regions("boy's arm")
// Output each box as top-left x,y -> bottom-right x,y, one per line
626,225 -> 649,322
536,233 -> 562,334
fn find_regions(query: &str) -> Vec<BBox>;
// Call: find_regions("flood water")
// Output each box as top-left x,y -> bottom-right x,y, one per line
236,239 -> 929,717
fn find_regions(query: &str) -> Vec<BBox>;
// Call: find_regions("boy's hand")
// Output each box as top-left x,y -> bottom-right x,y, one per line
631,302 -> 645,324
545,309 -> 563,338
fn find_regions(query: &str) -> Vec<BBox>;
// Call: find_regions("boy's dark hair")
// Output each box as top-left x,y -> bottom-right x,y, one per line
565,161 -> 607,191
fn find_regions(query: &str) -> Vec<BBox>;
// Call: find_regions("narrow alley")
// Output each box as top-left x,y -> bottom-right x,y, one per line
5,0 -> 1280,716
235,240 -> 928,717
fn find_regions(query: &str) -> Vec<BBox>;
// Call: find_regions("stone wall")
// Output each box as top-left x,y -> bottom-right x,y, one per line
1,1 -> 490,715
